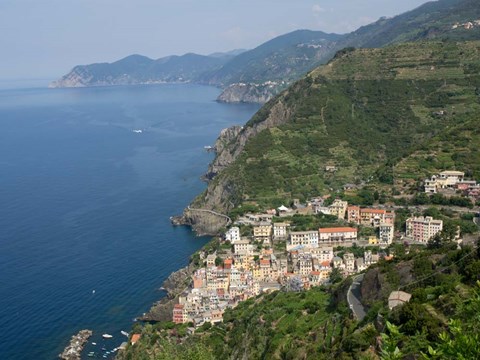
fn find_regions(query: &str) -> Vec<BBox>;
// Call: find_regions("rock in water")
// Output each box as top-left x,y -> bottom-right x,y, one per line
59,329 -> 92,360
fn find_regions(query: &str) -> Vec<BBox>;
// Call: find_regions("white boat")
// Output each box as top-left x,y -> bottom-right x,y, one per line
121,330 -> 129,337
132,129 -> 143,133
91,342 -> 97,345
102,334 -> 113,339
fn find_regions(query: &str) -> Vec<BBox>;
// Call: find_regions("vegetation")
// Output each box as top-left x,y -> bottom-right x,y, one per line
209,40 -> 480,209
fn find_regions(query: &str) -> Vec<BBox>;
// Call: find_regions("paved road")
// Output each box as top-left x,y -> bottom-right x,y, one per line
347,274 -> 366,321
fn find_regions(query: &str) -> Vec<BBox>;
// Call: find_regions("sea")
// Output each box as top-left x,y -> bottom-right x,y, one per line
0,82 -> 260,360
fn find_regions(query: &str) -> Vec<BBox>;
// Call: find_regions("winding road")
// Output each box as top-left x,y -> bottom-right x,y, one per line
347,273 -> 366,321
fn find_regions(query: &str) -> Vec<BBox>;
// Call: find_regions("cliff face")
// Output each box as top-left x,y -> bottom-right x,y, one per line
216,83 -> 279,104
196,98 -> 294,213
360,261 -> 414,306
142,264 -> 195,322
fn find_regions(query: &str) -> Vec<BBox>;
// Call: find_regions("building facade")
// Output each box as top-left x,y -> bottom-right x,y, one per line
318,227 -> 358,245
406,216 -> 443,243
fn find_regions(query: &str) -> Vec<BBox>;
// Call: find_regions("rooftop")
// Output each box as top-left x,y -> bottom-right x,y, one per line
319,227 -> 358,233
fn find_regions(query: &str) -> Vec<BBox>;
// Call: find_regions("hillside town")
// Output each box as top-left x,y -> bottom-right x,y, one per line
171,169 -> 479,327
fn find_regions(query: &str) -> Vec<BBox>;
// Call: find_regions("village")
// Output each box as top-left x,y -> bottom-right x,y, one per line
171,170 -> 479,328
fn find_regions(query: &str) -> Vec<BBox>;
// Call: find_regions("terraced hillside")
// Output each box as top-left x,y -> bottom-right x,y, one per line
196,41 -> 480,212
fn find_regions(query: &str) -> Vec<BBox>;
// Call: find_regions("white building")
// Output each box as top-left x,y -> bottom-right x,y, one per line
318,227 -> 357,245
273,222 -> 289,241
287,231 -> 319,251
234,240 -> 253,255
379,223 -> 394,244
343,253 -> 355,273
225,227 -> 240,243
424,170 -> 465,193
310,247 -> 334,262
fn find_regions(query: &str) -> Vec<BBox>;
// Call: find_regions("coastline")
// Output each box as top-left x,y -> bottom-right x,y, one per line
140,262 -> 197,322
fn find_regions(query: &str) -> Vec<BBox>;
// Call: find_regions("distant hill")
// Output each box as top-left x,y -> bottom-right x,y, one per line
52,0 -> 480,97
49,53 -> 229,88
203,0 -> 480,87
199,30 -> 343,86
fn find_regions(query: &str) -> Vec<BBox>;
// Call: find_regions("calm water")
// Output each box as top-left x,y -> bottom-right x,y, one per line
0,84 -> 259,360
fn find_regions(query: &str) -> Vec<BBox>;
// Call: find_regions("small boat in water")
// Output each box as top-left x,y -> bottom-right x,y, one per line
92,342 -> 96,345
121,330 -> 129,337
102,334 -> 113,339
132,129 -> 143,133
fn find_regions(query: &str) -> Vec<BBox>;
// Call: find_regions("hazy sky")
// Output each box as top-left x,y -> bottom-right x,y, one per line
0,0 -> 431,80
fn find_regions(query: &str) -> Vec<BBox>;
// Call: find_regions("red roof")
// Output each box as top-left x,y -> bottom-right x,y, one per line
224,258 -> 233,265
348,206 -> 360,211
319,227 -> 357,233
131,334 -> 141,344
361,208 -> 386,214
310,271 -> 321,275
321,260 -> 331,267
260,260 -> 270,265
174,304 -> 184,309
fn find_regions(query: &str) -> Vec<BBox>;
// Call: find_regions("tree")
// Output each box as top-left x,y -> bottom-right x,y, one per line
329,268 -> 343,284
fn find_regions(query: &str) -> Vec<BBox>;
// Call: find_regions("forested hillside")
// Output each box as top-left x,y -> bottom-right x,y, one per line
196,41 -> 480,212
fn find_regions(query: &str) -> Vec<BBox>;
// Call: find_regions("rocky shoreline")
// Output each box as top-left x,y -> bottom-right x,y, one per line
59,329 -> 92,360
140,263 -> 197,322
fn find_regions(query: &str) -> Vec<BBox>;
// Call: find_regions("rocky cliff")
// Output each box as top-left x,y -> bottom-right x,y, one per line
216,82 -> 280,104
141,264 -> 195,322
191,96 -> 295,214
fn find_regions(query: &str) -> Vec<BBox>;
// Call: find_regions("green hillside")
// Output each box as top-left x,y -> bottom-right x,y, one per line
199,41 -> 480,209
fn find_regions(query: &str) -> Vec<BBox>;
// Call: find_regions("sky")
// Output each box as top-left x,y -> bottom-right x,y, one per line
0,0 -> 431,80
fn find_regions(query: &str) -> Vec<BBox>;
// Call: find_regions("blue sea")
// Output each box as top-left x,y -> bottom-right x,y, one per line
0,83 -> 259,360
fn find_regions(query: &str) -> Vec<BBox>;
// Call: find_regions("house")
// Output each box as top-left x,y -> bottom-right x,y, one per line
347,206 -> 360,224
277,205 -> 292,217
318,227 -> 358,245
360,208 -> 387,227
424,170 -> 465,193
253,222 -> 272,242
225,226 -> 240,243
329,199 -> 348,219
355,258 -> 366,272
130,334 -> 142,345
273,222 -> 289,241
297,254 -> 313,276
310,246 -> 334,262
388,291 -> 412,309
287,231 -> 319,250
206,253 -> 217,267
406,216 -> 443,243
424,176 -> 438,193
379,223 -> 394,244
173,304 -> 187,324
332,256 -> 344,269
343,253 -> 355,273
234,240 -> 253,255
